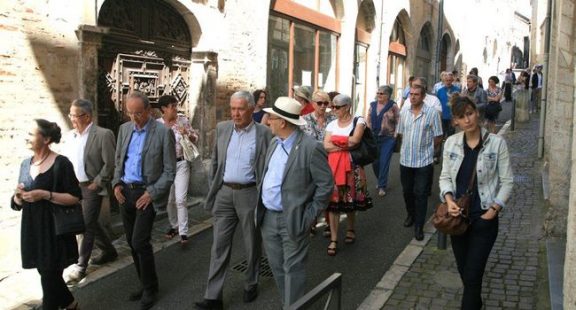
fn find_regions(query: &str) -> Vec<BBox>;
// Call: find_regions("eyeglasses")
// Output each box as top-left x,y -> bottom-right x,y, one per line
377,92 -> 386,95
126,111 -> 145,117
315,101 -> 330,106
68,113 -> 86,119
332,105 -> 347,110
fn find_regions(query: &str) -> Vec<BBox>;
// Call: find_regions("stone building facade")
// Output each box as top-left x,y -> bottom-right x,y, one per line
0,0 -> 528,214
530,0 -> 576,306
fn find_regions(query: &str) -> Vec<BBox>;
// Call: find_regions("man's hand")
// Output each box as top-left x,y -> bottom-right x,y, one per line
87,182 -> 100,191
136,191 -> 152,210
114,185 -> 126,204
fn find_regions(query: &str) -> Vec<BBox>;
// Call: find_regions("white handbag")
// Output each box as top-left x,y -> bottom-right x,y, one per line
179,137 -> 200,161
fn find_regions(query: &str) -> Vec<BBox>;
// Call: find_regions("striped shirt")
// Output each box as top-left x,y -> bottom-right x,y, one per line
396,104 -> 443,168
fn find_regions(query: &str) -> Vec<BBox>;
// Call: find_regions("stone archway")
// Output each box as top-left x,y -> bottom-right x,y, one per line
95,0 -> 194,134
440,33 -> 452,72
415,22 -> 434,82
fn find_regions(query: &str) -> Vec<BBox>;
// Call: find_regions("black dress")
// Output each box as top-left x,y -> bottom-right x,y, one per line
11,155 -> 81,270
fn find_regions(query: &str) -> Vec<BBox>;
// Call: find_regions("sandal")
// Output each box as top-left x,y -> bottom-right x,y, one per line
345,230 -> 356,244
165,228 -> 177,239
327,240 -> 338,256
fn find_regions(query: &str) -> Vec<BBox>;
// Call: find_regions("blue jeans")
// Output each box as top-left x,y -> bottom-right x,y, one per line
372,136 -> 396,189
399,164 -> 433,227
451,217 -> 499,310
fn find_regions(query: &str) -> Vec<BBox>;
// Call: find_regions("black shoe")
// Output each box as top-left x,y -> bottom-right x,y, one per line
140,290 -> 157,310
128,290 -> 143,302
90,251 -> 118,265
195,299 -> 223,310
415,226 -> 424,241
243,285 -> 258,303
403,216 -> 414,227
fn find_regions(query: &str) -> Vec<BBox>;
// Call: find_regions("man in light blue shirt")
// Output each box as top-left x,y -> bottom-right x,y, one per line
196,91 -> 273,310
257,97 -> 333,308
397,85 -> 443,241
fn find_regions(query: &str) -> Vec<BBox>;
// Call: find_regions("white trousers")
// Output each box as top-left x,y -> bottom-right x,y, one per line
167,160 -> 190,235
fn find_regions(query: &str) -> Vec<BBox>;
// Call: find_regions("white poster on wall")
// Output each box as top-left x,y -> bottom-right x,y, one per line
302,70 -> 312,86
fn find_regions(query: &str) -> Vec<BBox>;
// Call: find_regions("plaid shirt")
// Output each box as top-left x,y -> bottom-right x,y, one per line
396,104 -> 443,168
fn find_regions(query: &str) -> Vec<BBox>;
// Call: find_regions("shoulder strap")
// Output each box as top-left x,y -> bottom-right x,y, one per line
467,131 -> 491,192
350,116 -> 359,137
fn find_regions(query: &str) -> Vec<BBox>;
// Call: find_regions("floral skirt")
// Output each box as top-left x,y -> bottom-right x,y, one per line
327,165 -> 373,213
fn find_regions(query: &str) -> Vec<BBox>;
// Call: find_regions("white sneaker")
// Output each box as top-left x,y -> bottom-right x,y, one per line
378,189 -> 387,196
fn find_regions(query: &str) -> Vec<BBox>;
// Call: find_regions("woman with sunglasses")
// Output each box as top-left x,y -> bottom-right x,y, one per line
323,94 -> 372,256
302,90 -> 336,143
366,85 -> 400,197
302,90 -> 336,236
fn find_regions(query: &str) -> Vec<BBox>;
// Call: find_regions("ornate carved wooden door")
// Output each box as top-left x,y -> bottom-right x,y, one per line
97,0 -> 192,133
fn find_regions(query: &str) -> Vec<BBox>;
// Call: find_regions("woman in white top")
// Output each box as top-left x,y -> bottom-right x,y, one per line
323,94 -> 373,256
157,95 -> 198,244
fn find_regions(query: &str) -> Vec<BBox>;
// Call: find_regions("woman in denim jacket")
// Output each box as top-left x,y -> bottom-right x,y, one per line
439,95 -> 514,310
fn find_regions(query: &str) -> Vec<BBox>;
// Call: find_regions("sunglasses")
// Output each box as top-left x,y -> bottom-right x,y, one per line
332,105 -> 347,110
315,101 -> 330,106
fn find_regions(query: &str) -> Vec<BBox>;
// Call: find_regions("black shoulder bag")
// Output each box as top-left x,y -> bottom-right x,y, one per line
51,158 -> 85,236
349,117 -> 378,166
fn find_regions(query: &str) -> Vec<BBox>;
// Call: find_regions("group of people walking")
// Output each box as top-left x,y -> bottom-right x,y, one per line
12,68 -> 514,310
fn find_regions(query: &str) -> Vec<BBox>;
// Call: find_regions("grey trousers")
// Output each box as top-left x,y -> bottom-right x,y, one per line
204,185 -> 260,300
77,186 -> 117,269
261,210 -> 310,308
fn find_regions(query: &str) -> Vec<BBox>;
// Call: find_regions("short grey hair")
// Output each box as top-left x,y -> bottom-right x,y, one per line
230,91 -> 255,108
128,91 -> 150,108
333,94 -> 352,106
71,99 -> 93,116
377,85 -> 393,97
466,74 -> 479,83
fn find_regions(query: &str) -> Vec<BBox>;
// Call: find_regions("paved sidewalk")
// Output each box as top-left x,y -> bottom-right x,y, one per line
361,116 -> 547,309
0,198 -> 212,310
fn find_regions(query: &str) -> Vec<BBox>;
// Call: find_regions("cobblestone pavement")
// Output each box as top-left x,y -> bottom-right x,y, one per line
379,116 -> 546,310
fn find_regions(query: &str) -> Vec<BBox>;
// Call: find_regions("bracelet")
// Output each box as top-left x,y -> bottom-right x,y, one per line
48,191 -> 53,201
489,206 -> 500,213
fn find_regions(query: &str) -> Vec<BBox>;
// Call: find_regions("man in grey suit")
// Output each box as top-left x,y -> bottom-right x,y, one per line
63,99 -> 118,283
195,91 -> 273,310
112,92 -> 176,310
257,97 -> 334,308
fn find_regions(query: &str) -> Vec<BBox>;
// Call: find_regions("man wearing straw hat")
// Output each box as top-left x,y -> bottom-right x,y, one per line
256,97 -> 334,308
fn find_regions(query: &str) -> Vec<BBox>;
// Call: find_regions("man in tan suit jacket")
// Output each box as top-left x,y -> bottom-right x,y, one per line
62,99 -> 118,284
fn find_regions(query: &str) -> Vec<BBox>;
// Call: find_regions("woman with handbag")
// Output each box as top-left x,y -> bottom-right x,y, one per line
12,119 -> 81,310
157,95 -> 198,244
439,96 -> 513,310
484,76 -> 503,133
365,85 -> 400,196
323,94 -> 373,256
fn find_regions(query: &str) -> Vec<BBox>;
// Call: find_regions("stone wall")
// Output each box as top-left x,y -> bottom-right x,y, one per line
542,0 -> 574,237
0,2 -> 80,214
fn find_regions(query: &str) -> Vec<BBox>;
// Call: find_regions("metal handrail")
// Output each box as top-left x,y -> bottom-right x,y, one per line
288,273 -> 342,310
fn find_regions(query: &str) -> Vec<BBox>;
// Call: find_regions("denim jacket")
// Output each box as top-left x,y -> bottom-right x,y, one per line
439,128 -> 514,209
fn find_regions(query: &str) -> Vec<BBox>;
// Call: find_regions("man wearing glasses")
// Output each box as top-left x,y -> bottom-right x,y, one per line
112,92 -> 176,310
62,99 -> 118,284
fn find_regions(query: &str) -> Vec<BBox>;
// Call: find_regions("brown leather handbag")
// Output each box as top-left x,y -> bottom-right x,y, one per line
433,137 -> 484,235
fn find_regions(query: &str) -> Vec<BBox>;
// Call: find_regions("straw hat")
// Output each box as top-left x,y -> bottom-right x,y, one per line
263,97 -> 307,126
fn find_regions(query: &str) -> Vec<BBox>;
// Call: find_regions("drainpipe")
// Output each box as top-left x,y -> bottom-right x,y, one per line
433,0 -> 444,83
376,0 -> 384,87
538,0 -> 553,158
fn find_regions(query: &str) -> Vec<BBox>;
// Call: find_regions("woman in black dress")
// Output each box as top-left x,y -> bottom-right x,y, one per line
12,119 -> 81,310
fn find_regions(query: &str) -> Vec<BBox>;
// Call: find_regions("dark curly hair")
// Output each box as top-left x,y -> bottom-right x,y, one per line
34,119 -> 62,144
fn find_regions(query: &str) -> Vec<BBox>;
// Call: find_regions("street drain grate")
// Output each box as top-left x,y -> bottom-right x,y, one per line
232,256 -> 274,278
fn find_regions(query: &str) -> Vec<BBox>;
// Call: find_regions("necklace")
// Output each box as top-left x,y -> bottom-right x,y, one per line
32,152 -> 50,166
